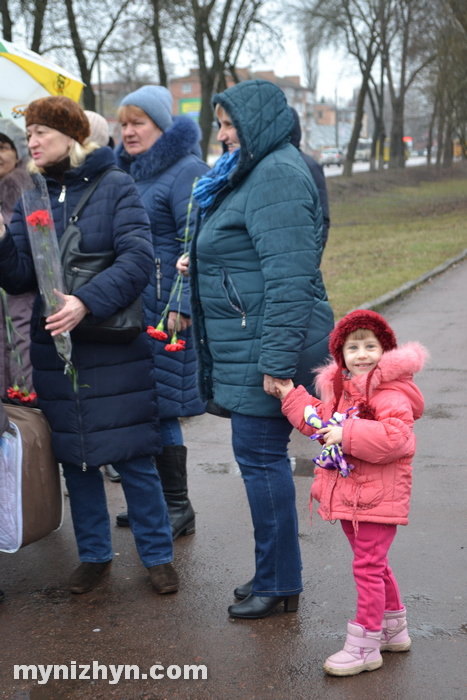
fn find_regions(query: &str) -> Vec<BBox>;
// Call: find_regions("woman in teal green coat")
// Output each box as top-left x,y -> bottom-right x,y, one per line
178,80 -> 334,619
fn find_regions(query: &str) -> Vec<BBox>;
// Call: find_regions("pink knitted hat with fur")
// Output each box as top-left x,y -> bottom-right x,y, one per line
330,310 -> 398,417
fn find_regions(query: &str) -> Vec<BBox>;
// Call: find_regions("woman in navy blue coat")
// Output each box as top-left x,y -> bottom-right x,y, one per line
0,96 -> 178,596
115,86 -> 209,539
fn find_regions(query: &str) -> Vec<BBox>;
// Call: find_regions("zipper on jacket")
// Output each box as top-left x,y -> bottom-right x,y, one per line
74,389 -> 88,471
221,268 -> 246,328
58,185 -> 66,203
155,257 -> 162,300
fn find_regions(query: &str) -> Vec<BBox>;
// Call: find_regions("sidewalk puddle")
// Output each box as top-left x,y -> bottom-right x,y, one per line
423,404 -> 455,419
199,461 -> 239,474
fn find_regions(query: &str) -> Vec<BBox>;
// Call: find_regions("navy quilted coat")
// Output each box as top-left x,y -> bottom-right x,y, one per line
115,117 -> 209,419
0,147 -> 161,467
190,80 -> 334,418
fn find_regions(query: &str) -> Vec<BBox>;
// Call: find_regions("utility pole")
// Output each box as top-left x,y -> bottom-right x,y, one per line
97,56 -> 104,116
335,86 -> 339,148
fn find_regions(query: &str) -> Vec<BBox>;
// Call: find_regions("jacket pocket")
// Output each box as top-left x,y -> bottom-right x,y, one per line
221,268 -> 246,328
340,472 -> 384,511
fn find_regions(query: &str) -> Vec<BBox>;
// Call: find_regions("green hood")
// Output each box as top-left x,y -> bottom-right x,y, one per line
212,79 -> 294,186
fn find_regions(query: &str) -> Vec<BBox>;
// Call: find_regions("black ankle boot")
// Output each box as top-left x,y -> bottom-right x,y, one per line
156,446 -> 195,540
116,511 -> 130,527
234,577 -> 254,600
228,593 -> 299,619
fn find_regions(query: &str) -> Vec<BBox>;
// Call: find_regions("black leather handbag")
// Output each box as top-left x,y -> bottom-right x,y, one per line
59,169 -> 143,344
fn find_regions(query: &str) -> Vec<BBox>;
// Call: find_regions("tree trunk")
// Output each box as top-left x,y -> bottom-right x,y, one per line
436,99 -> 446,168
64,0 -> 96,110
389,97 -> 405,168
198,74 -> 216,160
367,87 -> 378,172
343,73 -> 370,177
427,97 -> 437,167
150,0 -> 168,87
449,0 -> 467,34
31,0 -> 48,53
0,0 -> 13,41
370,118 -> 379,172
443,120 -> 453,167
81,80 -> 96,110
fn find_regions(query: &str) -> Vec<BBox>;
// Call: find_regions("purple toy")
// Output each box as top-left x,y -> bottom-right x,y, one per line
304,405 -> 359,478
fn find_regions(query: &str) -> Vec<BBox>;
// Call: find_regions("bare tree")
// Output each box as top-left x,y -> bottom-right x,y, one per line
63,0 -> 132,110
448,0 -> 467,33
384,0 -> 437,168
431,4 -> 467,164
30,0 -> 48,52
297,0 -> 384,177
301,22 -> 321,93
0,0 -> 49,51
0,0 -> 14,40
190,0 -> 275,158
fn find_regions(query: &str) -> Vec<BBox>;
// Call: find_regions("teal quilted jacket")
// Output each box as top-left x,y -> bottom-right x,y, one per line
190,80 -> 334,417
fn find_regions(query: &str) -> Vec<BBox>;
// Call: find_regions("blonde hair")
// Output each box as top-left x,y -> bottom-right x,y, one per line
27,139 -> 100,174
345,328 -> 378,342
117,104 -> 149,122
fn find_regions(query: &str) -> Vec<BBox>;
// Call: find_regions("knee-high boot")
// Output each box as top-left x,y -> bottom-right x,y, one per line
155,445 -> 195,540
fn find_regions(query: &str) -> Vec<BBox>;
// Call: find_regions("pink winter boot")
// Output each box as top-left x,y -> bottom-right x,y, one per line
323,621 -> 383,676
380,607 -> 412,652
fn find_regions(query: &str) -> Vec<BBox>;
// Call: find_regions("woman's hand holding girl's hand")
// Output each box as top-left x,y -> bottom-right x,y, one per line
45,290 -> 89,336
263,375 -> 294,399
176,253 -> 190,277
317,425 -> 343,447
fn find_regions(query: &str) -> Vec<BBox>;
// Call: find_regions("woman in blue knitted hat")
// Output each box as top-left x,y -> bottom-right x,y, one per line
115,85 -> 209,540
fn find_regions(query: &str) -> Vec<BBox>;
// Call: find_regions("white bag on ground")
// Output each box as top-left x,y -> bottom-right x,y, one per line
0,403 -> 62,553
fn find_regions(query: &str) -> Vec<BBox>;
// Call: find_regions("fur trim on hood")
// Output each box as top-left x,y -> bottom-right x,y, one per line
315,341 -> 429,404
115,116 -> 202,181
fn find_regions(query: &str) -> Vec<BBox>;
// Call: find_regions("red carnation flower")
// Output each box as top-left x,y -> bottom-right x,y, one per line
147,326 -> 168,341
7,387 -> 37,403
7,387 -> 22,399
20,392 -> 38,404
26,210 -> 53,228
165,338 -> 186,352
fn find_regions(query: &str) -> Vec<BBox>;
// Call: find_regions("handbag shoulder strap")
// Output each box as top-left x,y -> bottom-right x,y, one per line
68,166 -> 121,223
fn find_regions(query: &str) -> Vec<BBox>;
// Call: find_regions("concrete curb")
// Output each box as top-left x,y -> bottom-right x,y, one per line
352,247 -> 467,312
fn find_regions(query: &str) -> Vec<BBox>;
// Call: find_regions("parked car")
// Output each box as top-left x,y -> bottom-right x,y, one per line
355,138 -> 372,162
319,148 -> 343,167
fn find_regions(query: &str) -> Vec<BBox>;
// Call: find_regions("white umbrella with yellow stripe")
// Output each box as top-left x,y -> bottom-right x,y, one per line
0,39 -> 84,128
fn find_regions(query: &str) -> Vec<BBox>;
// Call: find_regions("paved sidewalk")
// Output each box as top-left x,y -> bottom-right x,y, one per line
1,259 -> 466,700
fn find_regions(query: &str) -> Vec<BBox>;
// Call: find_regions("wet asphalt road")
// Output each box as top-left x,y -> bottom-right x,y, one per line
1,259 -> 466,700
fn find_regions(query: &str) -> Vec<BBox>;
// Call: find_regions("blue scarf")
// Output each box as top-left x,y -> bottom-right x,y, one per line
193,149 -> 240,214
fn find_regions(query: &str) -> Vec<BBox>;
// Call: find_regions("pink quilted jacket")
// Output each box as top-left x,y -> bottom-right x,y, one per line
282,342 -> 427,527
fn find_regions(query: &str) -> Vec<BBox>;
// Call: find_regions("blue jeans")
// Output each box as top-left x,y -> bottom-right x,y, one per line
159,417 -> 183,446
62,456 -> 173,568
231,412 -> 303,597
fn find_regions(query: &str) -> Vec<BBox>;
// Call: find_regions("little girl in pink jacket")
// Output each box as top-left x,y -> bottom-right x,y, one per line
274,309 -> 427,677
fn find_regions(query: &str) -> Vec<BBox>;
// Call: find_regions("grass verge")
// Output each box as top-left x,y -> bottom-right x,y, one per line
321,165 -> 467,318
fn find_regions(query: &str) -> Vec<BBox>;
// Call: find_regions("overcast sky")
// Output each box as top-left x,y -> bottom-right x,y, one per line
253,33 -> 362,104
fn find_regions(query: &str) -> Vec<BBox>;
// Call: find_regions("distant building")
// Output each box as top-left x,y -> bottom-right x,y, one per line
169,68 -> 316,153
